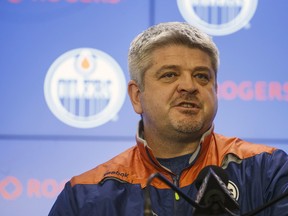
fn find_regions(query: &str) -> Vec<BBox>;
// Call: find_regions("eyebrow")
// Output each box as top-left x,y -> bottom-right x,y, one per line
155,65 -> 180,76
193,66 -> 213,73
155,65 -> 213,76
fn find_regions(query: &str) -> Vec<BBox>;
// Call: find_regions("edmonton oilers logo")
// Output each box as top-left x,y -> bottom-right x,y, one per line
44,48 -> 126,128
177,0 -> 258,36
227,180 -> 239,201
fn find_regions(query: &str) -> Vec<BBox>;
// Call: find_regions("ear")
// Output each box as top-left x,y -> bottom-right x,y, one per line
127,80 -> 143,114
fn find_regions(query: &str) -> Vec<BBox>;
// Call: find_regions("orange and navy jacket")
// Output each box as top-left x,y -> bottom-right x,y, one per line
49,126 -> 288,216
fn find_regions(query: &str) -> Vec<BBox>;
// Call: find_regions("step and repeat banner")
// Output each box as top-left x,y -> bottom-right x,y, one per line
1,1 -> 288,215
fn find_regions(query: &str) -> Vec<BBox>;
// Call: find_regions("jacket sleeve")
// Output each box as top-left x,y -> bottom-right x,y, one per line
48,181 -> 78,216
265,149 -> 288,214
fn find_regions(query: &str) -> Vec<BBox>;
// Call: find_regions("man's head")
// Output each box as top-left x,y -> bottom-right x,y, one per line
128,22 -> 219,91
127,22 -> 219,154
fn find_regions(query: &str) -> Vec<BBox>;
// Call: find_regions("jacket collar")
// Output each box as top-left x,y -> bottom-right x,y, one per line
136,120 -> 214,170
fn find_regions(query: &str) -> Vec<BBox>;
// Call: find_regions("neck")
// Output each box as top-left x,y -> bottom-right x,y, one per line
144,131 -> 201,159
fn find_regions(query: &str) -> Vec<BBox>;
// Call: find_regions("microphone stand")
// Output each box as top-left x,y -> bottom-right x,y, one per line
145,173 -> 236,214
242,190 -> 288,216
145,173 -> 203,209
145,172 -> 288,216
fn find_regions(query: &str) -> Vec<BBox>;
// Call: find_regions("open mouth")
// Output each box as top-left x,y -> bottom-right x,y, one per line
178,102 -> 200,108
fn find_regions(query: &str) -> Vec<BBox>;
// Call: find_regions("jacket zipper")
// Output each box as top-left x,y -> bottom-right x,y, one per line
172,174 -> 180,215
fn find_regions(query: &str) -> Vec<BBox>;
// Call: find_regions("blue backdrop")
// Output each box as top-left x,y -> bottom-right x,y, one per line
1,1 -> 288,215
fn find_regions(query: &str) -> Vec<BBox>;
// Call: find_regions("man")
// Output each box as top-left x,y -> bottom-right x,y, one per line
48,22 -> 288,215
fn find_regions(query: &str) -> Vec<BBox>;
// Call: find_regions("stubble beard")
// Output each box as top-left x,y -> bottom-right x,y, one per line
168,98 -> 216,138
174,118 -> 203,134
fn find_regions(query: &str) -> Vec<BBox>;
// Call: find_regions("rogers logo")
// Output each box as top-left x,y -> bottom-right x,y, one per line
6,0 -> 121,4
0,176 -> 66,200
8,0 -> 22,3
218,80 -> 288,101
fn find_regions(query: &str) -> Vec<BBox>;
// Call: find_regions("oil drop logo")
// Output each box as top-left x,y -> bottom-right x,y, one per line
44,48 -> 126,128
177,0 -> 258,36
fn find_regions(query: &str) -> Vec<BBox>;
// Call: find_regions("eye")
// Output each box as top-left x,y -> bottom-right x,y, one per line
159,72 -> 178,80
194,73 -> 210,85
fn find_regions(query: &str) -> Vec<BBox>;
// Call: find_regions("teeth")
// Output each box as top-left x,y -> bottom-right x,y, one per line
181,103 -> 195,108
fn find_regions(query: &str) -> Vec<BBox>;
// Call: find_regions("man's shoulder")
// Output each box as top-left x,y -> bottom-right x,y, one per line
70,145 -> 139,187
214,133 -> 277,160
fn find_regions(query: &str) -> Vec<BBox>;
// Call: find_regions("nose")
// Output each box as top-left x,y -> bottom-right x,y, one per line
177,74 -> 198,94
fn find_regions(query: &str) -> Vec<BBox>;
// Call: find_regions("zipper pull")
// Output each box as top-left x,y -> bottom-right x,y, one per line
175,192 -> 180,201
173,175 -> 180,201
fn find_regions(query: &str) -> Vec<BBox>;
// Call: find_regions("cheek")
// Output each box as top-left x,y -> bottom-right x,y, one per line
213,97 -> 218,115
141,82 -> 177,109
204,89 -> 218,113
141,91 -> 166,112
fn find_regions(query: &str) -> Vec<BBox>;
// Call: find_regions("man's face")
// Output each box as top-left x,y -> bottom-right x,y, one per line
129,45 -> 218,141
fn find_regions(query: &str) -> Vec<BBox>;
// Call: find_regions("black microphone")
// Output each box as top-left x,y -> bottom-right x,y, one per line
193,165 -> 240,216
144,166 -> 288,216
144,168 -> 239,216
195,165 -> 229,190
144,173 -> 207,215
195,166 -> 288,216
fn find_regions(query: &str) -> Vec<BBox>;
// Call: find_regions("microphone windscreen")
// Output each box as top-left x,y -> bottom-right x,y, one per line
193,165 -> 240,215
195,165 -> 228,190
